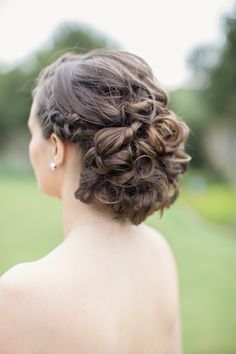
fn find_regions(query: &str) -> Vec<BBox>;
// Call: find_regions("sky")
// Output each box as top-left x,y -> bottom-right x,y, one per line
0,0 -> 235,90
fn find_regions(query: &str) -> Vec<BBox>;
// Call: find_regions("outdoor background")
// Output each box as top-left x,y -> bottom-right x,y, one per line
0,0 -> 235,353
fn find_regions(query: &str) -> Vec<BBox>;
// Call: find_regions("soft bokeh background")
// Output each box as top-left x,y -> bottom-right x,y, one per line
0,1 -> 236,353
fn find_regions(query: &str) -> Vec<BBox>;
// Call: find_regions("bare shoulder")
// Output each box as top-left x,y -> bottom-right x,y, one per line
141,223 -> 180,309
141,223 -> 179,272
1,260 -> 35,280
142,223 -> 182,353
0,260 -> 43,291
143,222 -> 179,286
0,262 -> 41,354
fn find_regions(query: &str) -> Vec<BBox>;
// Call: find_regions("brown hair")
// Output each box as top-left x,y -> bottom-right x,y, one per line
32,48 -> 191,226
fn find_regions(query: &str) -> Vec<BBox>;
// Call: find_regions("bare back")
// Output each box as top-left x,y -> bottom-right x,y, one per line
1,223 -> 179,354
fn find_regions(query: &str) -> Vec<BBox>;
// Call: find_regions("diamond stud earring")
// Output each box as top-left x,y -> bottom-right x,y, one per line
49,161 -> 57,171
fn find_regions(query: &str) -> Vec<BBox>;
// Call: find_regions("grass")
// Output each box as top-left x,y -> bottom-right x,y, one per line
0,172 -> 235,354
147,201 -> 236,354
182,182 -> 236,227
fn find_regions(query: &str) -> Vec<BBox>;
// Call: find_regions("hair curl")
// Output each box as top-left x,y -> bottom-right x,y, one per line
31,48 -> 191,226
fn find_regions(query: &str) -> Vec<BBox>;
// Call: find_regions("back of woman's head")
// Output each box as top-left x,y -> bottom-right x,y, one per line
32,48 -> 192,226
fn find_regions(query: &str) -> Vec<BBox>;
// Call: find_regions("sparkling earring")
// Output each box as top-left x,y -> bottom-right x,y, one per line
49,161 -> 57,171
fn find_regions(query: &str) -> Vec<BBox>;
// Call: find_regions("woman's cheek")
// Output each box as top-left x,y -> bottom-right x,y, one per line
29,137 -> 37,170
29,135 -> 44,179
28,136 -> 56,195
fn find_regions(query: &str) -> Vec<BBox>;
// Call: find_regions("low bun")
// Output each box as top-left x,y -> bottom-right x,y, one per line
32,49 -> 191,226
76,111 -> 190,225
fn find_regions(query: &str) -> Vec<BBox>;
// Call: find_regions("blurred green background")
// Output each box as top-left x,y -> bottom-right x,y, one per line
0,7 -> 236,354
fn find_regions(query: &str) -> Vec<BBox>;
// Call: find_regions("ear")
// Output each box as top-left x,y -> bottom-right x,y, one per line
49,133 -> 67,167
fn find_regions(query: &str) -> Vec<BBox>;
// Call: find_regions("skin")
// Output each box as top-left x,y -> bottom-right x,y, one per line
0,95 -> 182,354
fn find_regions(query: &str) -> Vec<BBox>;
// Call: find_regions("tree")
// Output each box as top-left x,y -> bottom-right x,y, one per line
183,5 -> 236,184
0,21 -> 120,152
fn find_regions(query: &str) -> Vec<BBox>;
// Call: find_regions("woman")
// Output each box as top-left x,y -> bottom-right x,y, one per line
0,49 -> 191,354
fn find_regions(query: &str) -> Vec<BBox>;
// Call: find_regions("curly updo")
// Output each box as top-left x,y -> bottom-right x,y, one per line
31,48 -> 191,226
